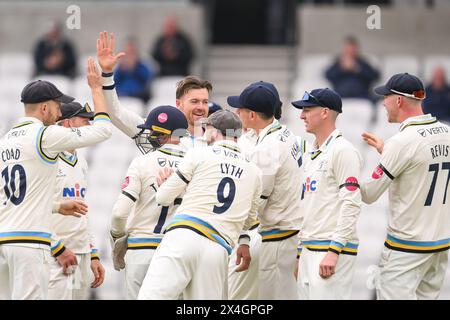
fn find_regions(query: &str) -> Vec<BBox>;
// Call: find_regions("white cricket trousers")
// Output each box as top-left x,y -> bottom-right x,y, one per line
124,249 -> 155,300
258,237 -> 298,300
228,229 -> 261,300
138,228 -> 228,300
0,245 -> 50,300
376,247 -> 449,300
297,249 -> 356,300
47,253 -> 91,300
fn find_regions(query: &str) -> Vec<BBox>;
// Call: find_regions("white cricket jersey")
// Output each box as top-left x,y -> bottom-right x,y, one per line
101,74 -> 206,149
250,119 -> 303,241
111,143 -> 186,249
361,114 -> 450,253
0,114 -> 112,249
300,129 -> 362,255
155,140 -> 262,251
51,151 -> 97,256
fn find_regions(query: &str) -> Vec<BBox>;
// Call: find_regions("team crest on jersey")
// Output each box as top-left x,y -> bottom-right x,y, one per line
121,176 -> 130,189
212,148 -> 221,155
372,165 -> 384,180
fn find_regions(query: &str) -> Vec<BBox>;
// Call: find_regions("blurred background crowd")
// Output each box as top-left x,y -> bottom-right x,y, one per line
0,0 -> 449,299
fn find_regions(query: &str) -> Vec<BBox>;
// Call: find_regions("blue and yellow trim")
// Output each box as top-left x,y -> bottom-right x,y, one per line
58,153 -> 78,167
311,150 -> 322,160
51,240 -> 66,257
90,248 -> 100,260
385,234 -> 450,254
297,246 -> 302,259
165,214 -> 232,254
93,112 -> 111,122
400,118 -> 437,132
0,231 -> 51,246
158,147 -> 186,158
127,237 -> 162,250
36,126 -> 58,164
217,143 -> 241,153
302,240 -> 358,255
12,121 -> 34,129
259,229 -> 299,242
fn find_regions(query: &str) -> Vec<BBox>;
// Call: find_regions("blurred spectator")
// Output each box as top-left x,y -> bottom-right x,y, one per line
325,36 -> 380,103
422,66 -> 450,124
33,22 -> 77,78
151,16 -> 194,77
114,37 -> 155,104
208,102 -> 223,116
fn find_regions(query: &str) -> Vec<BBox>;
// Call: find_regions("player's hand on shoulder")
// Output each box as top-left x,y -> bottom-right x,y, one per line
156,167 -> 174,187
56,248 -> 78,275
58,199 -> 88,217
362,131 -> 384,154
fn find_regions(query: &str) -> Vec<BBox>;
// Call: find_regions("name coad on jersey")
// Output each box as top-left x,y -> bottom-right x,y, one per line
1,148 -> 21,161
63,183 -> 86,198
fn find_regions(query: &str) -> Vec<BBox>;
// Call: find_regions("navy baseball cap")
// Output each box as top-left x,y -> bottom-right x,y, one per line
21,80 -> 74,104
291,88 -> 342,113
59,102 -> 94,121
250,81 -> 282,109
374,73 -> 426,100
138,105 -> 188,135
208,101 -> 223,115
227,83 -> 278,117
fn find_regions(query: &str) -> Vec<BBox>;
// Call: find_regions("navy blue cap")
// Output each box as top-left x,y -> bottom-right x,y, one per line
227,83 -> 278,117
59,102 -> 94,121
374,73 -> 426,100
138,105 -> 188,135
208,101 -> 223,115
21,80 -> 74,104
291,88 -> 342,113
250,81 -> 282,109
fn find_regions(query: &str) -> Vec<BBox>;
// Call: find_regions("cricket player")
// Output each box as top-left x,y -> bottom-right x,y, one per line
291,88 -> 362,300
110,105 -> 188,299
228,81 -> 288,300
96,31 -> 209,149
0,58 -> 112,300
361,73 -> 450,300
138,110 -> 262,300
228,82 -> 303,300
48,101 -> 105,300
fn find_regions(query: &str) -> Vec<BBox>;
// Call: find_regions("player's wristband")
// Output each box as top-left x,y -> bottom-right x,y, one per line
238,234 -> 251,246
101,71 -> 114,77
51,242 -> 66,258
91,249 -> 100,261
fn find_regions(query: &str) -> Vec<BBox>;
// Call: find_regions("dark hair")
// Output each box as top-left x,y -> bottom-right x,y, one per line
344,35 -> 359,46
274,105 -> 282,120
256,111 -> 273,120
176,76 -> 212,99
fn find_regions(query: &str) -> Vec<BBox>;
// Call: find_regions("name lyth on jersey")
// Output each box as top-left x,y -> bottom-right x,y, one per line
63,183 -> 86,198
220,163 -> 243,178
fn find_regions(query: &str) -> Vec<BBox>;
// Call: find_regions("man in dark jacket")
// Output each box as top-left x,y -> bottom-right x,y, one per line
325,36 -> 379,103
151,16 -> 194,77
422,66 -> 450,124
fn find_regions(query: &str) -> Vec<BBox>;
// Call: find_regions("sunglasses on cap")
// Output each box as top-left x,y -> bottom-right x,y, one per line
389,89 -> 426,100
301,91 -> 327,108
67,103 -> 93,119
